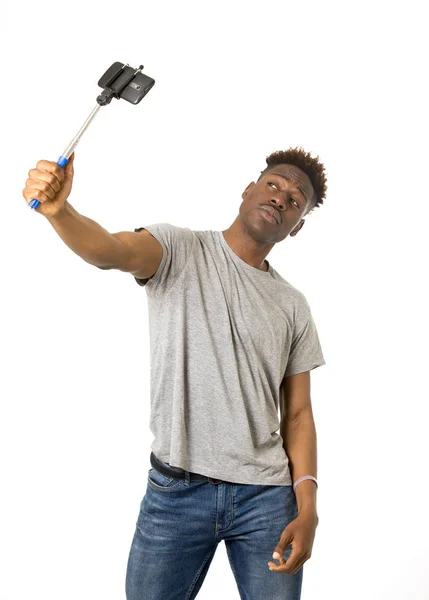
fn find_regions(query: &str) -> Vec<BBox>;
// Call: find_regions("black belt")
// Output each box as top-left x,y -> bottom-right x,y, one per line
150,452 -> 224,484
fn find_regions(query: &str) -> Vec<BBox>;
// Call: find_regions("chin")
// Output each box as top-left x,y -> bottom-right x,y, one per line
243,220 -> 273,243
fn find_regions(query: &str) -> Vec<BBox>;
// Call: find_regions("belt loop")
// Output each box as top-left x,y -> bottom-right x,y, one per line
184,470 -> 190,486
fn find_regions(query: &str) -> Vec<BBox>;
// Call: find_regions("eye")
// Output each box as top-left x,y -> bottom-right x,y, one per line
267,181 -> 300,209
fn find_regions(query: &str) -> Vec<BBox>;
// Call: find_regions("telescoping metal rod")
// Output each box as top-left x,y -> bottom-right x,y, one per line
29,103 -> 102,210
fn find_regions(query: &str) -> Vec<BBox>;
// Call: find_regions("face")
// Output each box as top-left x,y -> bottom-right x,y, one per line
239,164 -> 315,244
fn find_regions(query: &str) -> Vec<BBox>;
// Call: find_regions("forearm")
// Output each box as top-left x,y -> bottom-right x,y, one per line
45,201 -> 125,268
282,408 -> 318,515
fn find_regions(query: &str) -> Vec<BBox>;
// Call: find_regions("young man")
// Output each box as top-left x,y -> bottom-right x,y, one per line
22,146 -> 327,599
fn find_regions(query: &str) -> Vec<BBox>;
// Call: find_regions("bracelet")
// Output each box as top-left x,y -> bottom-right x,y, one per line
293,475 -> 318,491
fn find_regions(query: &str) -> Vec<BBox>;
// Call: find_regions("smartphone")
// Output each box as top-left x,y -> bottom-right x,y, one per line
97,62 -> 155,105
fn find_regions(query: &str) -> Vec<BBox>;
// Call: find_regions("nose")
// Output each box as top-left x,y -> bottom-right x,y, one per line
269,197 -> 286,215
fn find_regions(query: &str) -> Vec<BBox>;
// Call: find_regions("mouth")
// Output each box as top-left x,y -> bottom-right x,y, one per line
259,205 -> 280,224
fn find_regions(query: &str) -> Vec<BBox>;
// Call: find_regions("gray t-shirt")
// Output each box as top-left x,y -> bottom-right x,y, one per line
134,223 -> 325,485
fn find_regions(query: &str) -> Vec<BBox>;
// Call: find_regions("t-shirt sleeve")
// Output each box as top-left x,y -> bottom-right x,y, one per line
133,223 -> 194,296
284,295 -> 326,377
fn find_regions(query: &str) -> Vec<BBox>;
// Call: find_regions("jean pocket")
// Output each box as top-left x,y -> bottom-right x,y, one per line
147,467 -> 184,492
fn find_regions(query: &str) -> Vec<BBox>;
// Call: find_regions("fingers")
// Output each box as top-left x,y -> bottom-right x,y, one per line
268,548 -> 308,575
22,159 -> 64,205
33,160 -> 64,187
285,552 -> 307,575
25,176 -> 57,200
269,554 -> 307,575
22,184 -> 51,205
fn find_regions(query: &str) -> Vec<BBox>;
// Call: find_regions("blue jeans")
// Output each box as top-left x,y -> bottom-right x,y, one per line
125,460 -> 303,599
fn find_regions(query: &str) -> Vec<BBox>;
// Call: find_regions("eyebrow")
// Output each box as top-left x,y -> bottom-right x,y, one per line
269,172 -> 308,203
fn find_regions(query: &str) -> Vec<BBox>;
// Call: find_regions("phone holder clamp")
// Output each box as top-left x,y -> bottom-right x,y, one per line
96,63 -> 145,106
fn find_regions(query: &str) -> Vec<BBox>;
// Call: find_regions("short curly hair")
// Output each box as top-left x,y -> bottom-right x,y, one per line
257,146 -> 327,216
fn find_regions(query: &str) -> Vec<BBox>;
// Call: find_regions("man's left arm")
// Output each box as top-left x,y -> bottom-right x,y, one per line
280,369 -> 318,516
268,370 -> 319,574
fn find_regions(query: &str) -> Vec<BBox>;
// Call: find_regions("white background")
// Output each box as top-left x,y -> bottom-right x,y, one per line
1,1 -> 428,599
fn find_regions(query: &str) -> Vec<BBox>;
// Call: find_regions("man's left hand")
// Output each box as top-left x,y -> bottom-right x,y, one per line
268,509 -> 319,575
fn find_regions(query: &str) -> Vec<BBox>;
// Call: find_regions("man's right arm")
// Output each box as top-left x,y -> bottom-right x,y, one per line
45,201 -> 163,280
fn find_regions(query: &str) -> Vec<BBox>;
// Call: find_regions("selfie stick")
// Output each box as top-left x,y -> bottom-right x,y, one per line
29,62 -> 155,210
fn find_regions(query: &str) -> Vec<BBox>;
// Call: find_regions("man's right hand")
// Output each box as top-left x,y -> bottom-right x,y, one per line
22,152 -> 75,217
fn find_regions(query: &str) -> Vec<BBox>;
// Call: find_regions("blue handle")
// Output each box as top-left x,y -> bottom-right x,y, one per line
28,155 -> 69,210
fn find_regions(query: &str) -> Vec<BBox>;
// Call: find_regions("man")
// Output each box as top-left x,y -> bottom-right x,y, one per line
22,146 -> 327,599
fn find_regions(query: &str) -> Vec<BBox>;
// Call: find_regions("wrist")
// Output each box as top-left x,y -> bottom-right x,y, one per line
298,505 -> 319,524
45,200 -> 71,221
294,478 -> 318,514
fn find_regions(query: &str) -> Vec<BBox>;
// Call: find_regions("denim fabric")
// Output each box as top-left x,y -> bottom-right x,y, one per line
125,461 -> 303,599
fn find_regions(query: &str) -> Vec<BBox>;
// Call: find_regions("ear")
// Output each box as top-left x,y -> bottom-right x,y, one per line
242,182 -> 255,200
289,219 -> 305,237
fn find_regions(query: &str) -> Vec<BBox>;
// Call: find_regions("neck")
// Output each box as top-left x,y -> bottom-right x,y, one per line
222,217 -> 274,271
